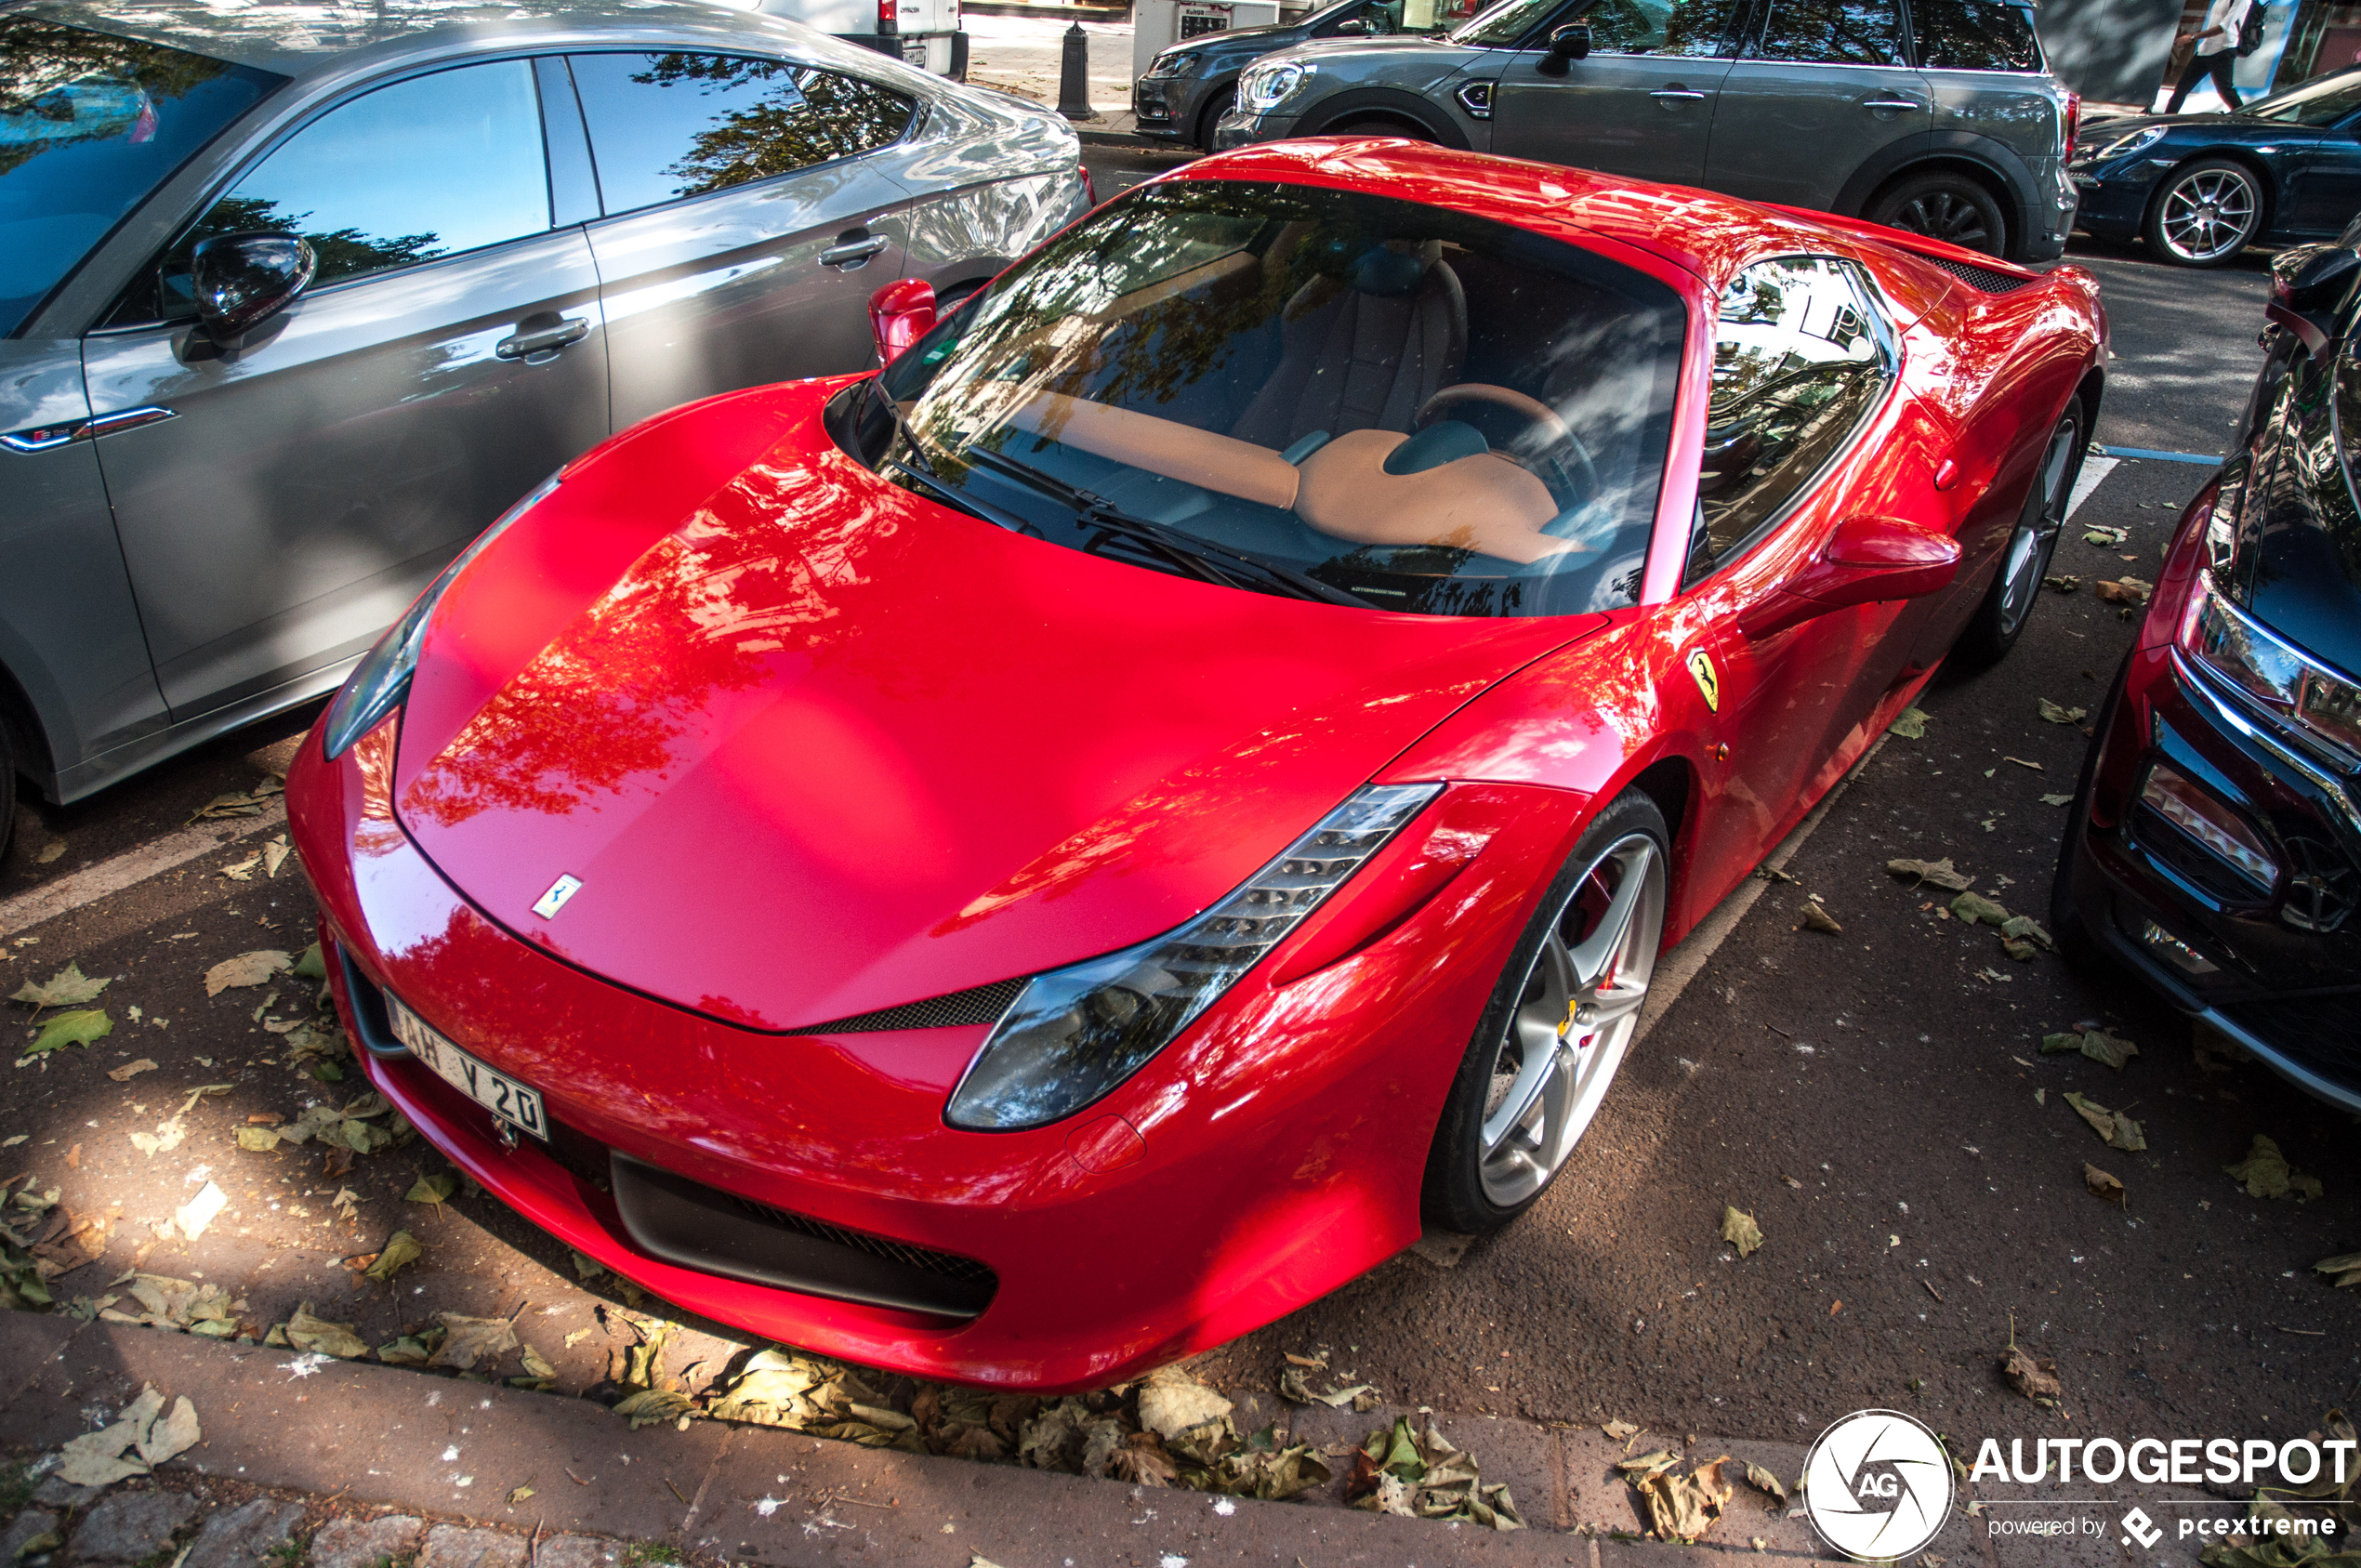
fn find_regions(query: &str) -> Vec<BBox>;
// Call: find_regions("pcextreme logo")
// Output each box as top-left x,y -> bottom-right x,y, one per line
1802,1409 -> 1958,1561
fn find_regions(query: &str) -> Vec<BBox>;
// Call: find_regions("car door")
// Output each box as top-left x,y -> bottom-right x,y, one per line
567,51 -> 922,429
1703,0 -> 1932,211
2285,116 -> 2361,234
1488,0 -> 1747,183
1677,256 -> 1910,876
79,58 -> 610,718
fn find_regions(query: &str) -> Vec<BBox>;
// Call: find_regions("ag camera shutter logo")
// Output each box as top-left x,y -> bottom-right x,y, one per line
1803,1409 -> 1957,1561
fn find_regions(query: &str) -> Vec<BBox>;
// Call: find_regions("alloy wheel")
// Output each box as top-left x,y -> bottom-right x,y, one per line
1993,417 -> 2081,640
2159,167 -> 2259,263
1476,831 -> 1665,1206
1892,190 -> 1992,252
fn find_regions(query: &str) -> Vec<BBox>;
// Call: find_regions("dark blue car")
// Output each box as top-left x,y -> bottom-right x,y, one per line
2068,67 -> 2361,266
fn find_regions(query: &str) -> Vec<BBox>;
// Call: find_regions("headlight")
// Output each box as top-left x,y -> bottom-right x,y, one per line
1238,60 -> 1309,112
945,782 -> 1443,1130
1144,48 -> 1199,77
2087,124 -> 2168,162
321,471 -> 562,759
2180,572 -> 2361,763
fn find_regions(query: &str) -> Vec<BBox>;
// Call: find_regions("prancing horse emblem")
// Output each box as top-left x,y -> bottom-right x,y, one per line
532,874 -> 584,919
1685,648 -> 1721,713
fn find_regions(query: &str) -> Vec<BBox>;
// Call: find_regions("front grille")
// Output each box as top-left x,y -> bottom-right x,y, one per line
2218,997 -> 2361,1085
610,1153 -> 997,1319
1925,256 -> 2038,294
800,977 -> 1028,1034
543,1114 -> 615,1192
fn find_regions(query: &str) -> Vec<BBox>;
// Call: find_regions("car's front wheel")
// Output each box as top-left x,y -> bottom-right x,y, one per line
1195,84 -> 1235,150
1957,404 -> 2085,665
1322,115 -> 1435,140
2144,158 -> 2264,267
1866,170 -> 2008,257
1421,788 -> 1668,1233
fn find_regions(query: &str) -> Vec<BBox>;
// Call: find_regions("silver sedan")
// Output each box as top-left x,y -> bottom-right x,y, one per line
0,0 -> 1085,832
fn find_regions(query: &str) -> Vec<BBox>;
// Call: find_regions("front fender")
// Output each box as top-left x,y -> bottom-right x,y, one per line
1298,84 -> 1477,148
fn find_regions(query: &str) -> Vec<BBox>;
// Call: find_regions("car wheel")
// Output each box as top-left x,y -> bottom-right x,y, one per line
1421,788 -> 1668,1233
1323,116 -> 1434,140
1195,85 -> 1235,151
1866,171 -> 2008,257
2144,158 -> 2263,268
1957,404 -> 2085,665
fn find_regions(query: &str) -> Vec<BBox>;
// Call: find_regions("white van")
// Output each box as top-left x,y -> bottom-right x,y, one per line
744,0 -> 969,76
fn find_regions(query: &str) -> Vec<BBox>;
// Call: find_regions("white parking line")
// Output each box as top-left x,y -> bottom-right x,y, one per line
2064,455 -> 2119,522
0,804 -> 287,939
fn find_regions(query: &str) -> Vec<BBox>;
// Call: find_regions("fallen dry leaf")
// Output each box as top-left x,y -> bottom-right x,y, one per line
1797,901 -> 1842,934
2314,1252 -> 2361,1289
1950,891 -> 2011,927
2001,1340 -> 2061,1403
2083,1164 -> 2124,1204
1886,856 -> 1974,891
286,1302 -> 369,1359
204,950 -> 292,996
2223,1136 -> 2324,1202
2037,699 -> 2089,725
1721,1206 -> 1763,1258
2062,1091 -> 2145,1152
431,1311 -> 521,1372
1889,707 -> 1930,740
105,1058 -> 159,1083
10,962 -> 110,1009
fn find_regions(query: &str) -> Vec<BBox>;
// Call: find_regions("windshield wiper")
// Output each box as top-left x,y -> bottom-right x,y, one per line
962,447 -> 1369,608
864,380 -> 1034,531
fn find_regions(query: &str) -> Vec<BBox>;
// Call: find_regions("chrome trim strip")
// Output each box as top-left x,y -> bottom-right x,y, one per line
2187,1004 -> 2361,1115
2,405 -> 177,453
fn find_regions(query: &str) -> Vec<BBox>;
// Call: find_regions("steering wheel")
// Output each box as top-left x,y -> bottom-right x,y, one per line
1415,383 -> 1600,509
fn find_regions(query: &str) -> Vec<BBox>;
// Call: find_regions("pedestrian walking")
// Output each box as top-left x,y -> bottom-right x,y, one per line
2165,0 -> 2253,112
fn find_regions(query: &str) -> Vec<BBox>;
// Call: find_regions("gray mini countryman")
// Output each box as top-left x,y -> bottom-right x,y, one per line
1213,0 -> 2079,262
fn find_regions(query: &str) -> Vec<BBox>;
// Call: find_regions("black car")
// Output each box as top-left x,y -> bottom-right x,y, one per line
1131,0 -> 1440,150
2068,67 -> 2361,267
2052,243 -> 2361,1114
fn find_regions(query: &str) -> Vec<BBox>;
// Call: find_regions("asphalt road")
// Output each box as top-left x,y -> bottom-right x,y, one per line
3,198 -> 2352,1476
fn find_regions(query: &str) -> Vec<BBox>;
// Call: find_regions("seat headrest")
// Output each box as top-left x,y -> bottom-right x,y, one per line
1300,234 -> 1444,297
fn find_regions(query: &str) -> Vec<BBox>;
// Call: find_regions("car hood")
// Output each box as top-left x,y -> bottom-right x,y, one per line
391,383 -> 1602,1032
1171,18 -> 1312,59
2078,112 -> 2278,150
2248,481 -> 2361,681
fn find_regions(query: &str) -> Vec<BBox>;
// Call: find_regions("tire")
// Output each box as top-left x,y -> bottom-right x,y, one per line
1322,116 -> 1434,140
2143,158 -> 2264,268
2049,649 -> 2134,971
0,721 -> 16,864
1956,403 -> 2085,666
1866,171 -> 2008,257
1194,84 -> 1235,152
1421,788 -> 1669,1234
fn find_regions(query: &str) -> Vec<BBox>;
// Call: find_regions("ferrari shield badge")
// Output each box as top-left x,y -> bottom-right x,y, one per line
532,874 -> 584,919
1685,648 -> 1721,713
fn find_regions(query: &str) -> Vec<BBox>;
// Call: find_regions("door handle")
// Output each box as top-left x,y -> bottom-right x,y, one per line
1650,88 -> 1708,99
1862,98 -> 1924,111
819,235 -> 891,269
495,317 -> 589,360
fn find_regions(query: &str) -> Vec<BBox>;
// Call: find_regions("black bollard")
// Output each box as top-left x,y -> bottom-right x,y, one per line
1057,20 -> 1099,121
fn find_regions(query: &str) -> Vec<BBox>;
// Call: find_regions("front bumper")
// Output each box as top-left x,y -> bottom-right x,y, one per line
1131,74 -> 1204,139
1212,106 -> 1296,151
2058,636 -> 2361,1115
286,710 -> 1585,1388
2067,160 -> 2165,241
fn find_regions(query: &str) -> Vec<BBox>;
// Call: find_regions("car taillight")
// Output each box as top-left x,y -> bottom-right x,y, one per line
1081,167 -> 1097,205
2138,760 -> 2278,889
877,0 -> 897,29
2062,90 -> 2080,151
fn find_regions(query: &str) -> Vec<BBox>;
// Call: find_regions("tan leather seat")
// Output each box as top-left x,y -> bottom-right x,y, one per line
1231,242 -> 1468,450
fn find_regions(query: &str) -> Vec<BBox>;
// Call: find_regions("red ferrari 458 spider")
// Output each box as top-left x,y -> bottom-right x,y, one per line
286,140 -> 2104,1391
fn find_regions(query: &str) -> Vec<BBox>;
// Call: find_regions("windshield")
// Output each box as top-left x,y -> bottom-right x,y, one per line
2244,71 -> 2361,125
0,17 -> 282,336
864,178 -> 1684,619
1451,0 -> 1569,45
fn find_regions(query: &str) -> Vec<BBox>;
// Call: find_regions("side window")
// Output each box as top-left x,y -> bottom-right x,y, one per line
567,53 -> 916,216
1747,0 -> 1905,64
163,60 -> 548,311
1587,0 -> 1747,56
1910,0 -> 2041,70
1689,256 -> 1894,579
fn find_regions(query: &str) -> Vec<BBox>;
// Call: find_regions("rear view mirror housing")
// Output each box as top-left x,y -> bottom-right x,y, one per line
1740,514 -> 1961,639
1537,24 -> 1590,73
191,231 -> 316,343
868,278 -> 938,367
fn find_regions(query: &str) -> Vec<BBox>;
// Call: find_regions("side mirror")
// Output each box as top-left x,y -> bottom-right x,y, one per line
1335,17 -> 1371,32
191,231 -> 315,343
867,277 -> 938,366
1740,514 -> 1960,639
1537,23 -> 1590,74
2264,243 -> 2359,360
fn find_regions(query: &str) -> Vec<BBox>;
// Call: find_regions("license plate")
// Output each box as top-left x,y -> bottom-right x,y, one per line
389,996 -> 547,1140
901,37 -> 929,65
